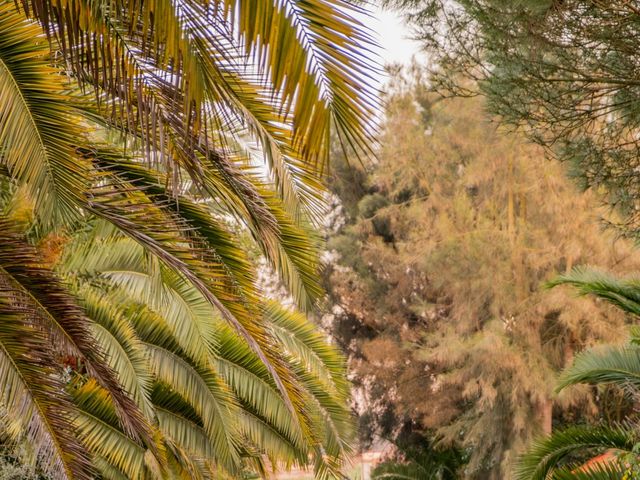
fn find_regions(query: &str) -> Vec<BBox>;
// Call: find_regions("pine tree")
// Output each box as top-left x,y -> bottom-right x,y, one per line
393,0 -> 640,238
323,69 -> 640,479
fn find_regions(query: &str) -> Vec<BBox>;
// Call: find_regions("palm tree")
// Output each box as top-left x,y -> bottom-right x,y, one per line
516,268 -> 640,480
58,222 -> 353,479
0,211 -> 354,478
0,0 -> 378,477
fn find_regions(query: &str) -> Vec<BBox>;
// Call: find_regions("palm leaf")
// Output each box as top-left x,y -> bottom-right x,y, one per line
515,424 -> 638,480
551,460 -> 627,480
145,343 -> 242,473
0,293 -> 92,480
71,379 -> 154,480
547,267 -> 640,317
265,301 -> 350,397
221,0 -> 380,162
17,0 -> 380,170
85,166 -> 312,422
56,208 -> 353,477
557,344 -> 640,393
74,283 -> 155,420
215,319 -> 352,476
0,218 -> 151,444
0,3 -> 89,226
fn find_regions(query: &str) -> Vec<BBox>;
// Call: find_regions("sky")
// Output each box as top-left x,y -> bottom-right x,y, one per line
370,7 -> 423,66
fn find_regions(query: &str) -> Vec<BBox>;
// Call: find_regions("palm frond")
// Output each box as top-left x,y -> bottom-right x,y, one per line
155,406 -> 213,460
0,2 -> 363,477
236,411 -> 308,469
188,150 -> 324,310
164,437 -> 215,480
0,293 -> 92,480
0,3 -> 89,226
215,354 -> 306,451
0,219 -> 151,444
71,379 -> 153,480
216,321 -> 352,476
145,343 -> 242,473
92,456 -> 130,480
547,267 -> 640,317
557,344 -> 640,392
551,460 -> 627,480
265,301 -> 349,397
54,215 -> 354,477
515,424 -> 638,480
18,0 -> 380,170
86,156 -> 257,296
75,283 -> 155,420
85,167 -> 311,420
220,0 -> 380,162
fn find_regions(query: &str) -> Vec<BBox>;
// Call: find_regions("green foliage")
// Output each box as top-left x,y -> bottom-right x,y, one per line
0,444 -> 49,480
548,269 -> 640,318
358,194 -> 390,219
394,0 -> 640,239
0,0 -> 378,475
557,343 -> 640,392
516,269 -> 640,479
63,225 -> 354,478
371,432 -> 464,480
0,210 -> 354,479
515,424 -> 635,480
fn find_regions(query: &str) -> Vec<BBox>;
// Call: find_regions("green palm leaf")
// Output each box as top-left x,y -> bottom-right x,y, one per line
0,3 -> 89,225
17,0 -> 379,171
59,223 -> 353,476
266,301 -> 350,397
0,295 -> 92,480
547,267 -> 640,317
71,379 -> 158,480
76,284 -> 155,420
515,424 -> 637,480
0,219 -> 151,441
551,461 -> 626,480
0,0 -> 369,475
557,344 -> 640,393
145,343 -> 242,473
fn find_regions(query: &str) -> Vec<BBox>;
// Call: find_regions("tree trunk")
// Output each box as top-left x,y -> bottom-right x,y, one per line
539,399 -> 553,435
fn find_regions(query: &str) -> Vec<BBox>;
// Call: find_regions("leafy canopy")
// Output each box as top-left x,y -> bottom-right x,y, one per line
0,0 -> 380,475
393,0 -> 640,237
322,68 -> 640,479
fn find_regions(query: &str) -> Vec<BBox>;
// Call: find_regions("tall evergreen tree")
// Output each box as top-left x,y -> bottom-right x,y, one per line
323,70 -> 640,479
392,0 -> 640,238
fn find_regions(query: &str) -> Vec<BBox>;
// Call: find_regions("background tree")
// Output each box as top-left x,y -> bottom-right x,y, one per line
392,0 -> 640,238
323,69 -> 640,479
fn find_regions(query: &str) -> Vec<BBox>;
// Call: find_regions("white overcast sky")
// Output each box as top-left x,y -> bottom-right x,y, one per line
370,7 -> 423,66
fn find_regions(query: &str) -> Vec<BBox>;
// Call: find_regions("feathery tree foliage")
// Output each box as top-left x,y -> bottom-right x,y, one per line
0,0 -> 378,475
516,268 -> 640,480
322,68 -> 640,479
391,0 -> 640,238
